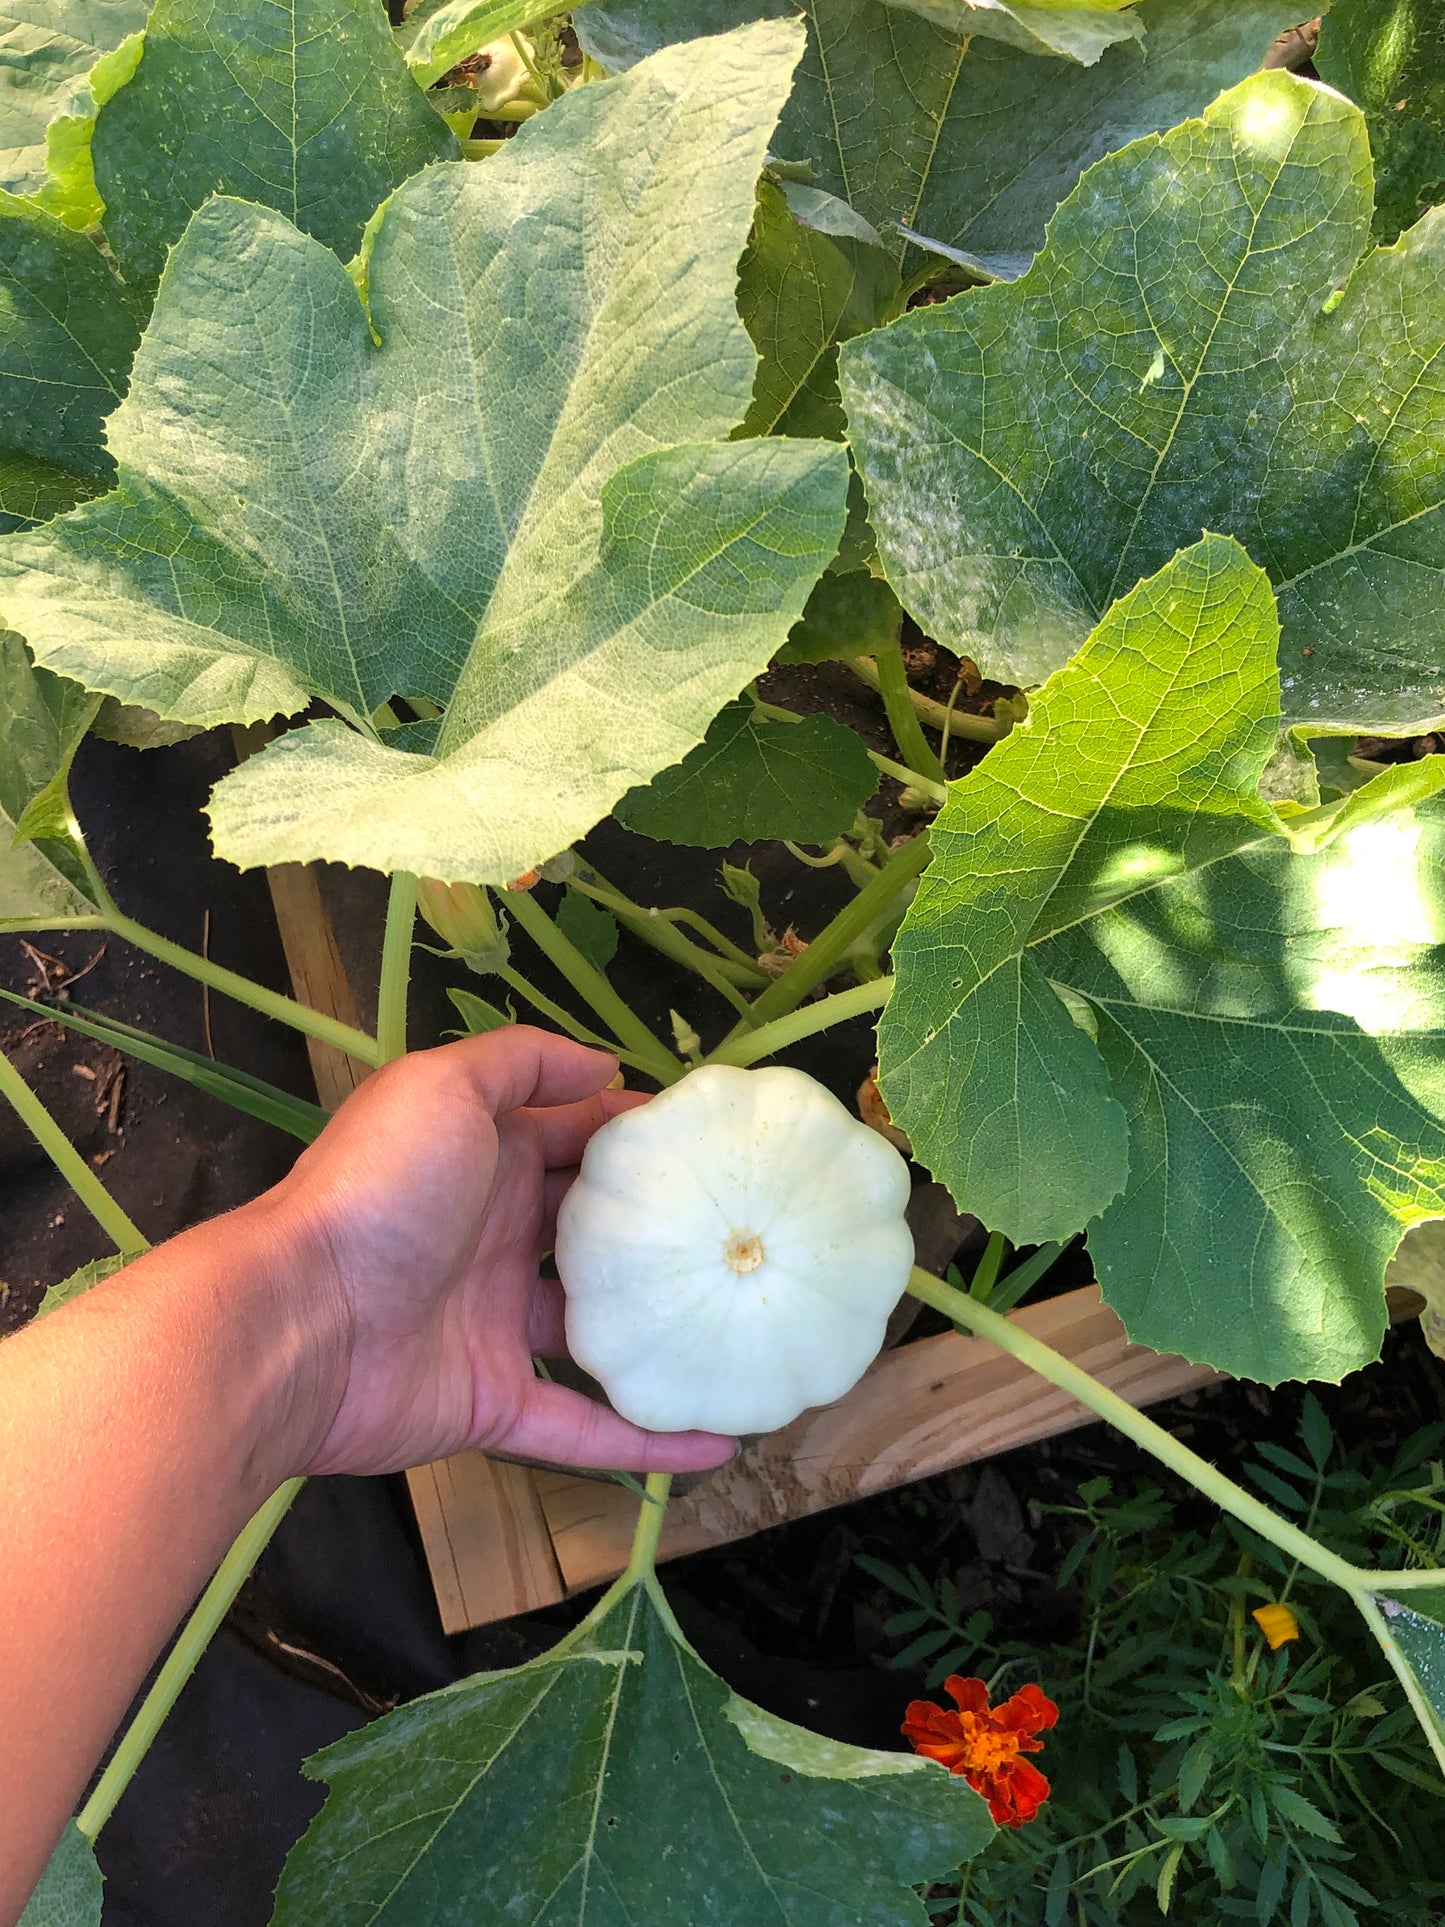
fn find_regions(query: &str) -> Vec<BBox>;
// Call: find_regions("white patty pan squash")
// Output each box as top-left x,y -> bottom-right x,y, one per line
554,1064 -> 914,1436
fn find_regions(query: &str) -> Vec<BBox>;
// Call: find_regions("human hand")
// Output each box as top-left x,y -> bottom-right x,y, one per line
253,1028 -> 736,1480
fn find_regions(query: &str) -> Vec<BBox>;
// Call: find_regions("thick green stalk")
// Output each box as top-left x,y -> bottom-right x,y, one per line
720,832 -> 930,1041
871,637 -> 948,783
849,654 -> 1008,746
497,965 -> 665,1078
908,1268 -> 1364,1588
0,1048 -> 147,1258
570,868 -> 767,984
1355,1593 -> 1445,1776
506,889 -> 684,1085
376,872 -> 418,1063
76,1480 -> 305,1838
565,875 -> 763,1011
625,1472 -> 673,1582
707,978 -> 891,1067
907,1264 -> 1445,1777
59,816 -> 380,1064
105,906 -> 381,1065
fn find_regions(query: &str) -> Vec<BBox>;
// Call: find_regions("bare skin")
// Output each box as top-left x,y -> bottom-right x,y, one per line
0,1027 -> 733,1923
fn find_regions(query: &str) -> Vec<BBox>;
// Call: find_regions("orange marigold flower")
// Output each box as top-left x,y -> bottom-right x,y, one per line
902,1675 -> 1059,1828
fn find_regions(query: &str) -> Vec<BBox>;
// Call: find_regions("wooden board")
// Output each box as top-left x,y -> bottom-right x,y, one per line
535,1285 -> 1220,1604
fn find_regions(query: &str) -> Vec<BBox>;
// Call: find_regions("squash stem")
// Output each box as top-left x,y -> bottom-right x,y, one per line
624,1472 -> 673,1583
870,636 -> 948,782
506,889 -> 685,1085
907,1263 -> 1445,1776
0,1047 -> 147,1259
77,1479 -> 305,1839
376,872 -> 418,1063
60,817 -> 381,1066
706,978 -> 892,1068
715,831 -> 930,1047
849,654 -> 1009,745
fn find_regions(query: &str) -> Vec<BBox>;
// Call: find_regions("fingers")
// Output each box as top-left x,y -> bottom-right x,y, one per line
493,1379 -> 736,1475
534,1085 -> 649,1170
445,1026 -> 620,1119
527,1275 -> 569,1357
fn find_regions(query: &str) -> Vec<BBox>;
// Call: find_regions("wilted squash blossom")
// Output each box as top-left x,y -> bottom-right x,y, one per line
554,1065 -> 914,1435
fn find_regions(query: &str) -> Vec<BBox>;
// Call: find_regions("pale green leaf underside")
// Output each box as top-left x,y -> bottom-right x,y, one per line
885,537 -> 1445,1385
577,0 -> 1302,259
90,0 -> 458,291
272,1583 -> 991,1925
0,25 -> 849,883
0,628 -> 97,924
0,0 -> 147,200
0,195 -> 139,529
843,70 -> 1445,733
615,700 -> 878,845
17,1823 -> 103,1927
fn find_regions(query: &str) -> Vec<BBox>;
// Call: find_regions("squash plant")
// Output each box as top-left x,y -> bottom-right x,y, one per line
5,1 -> 1445,1920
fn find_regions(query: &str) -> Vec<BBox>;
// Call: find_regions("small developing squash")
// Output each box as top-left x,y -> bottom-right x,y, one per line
555,1064 -> 914,1435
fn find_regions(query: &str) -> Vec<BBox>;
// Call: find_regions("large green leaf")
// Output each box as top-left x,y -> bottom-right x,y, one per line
0,26 -> 849,884
842,70 -> 1445,733
271,1580 -> 992,1925
880,537 -> 1279,1251
615,700 -> 878,844
0,194 -> 140,529
1317,0 -> 1445,244
738,177 -> 899,571
882,537 -> 1445,1385
883,0 -> 1140,65
0,0 -> 147,201
89,0 -> 457,292
17,1823 -> 103,1927
0,628 -> 97,924
576,0 -> 1303,259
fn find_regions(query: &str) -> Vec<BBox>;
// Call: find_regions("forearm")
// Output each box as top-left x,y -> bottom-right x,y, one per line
0,1201 -> 341,1920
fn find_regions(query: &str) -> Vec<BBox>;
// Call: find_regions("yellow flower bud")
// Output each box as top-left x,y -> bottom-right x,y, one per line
1251,1603 -> 1300,1649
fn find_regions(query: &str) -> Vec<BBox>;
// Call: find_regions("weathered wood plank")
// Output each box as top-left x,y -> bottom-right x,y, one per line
534,1286 -> 1220,1602
407,1453 -> 564,1635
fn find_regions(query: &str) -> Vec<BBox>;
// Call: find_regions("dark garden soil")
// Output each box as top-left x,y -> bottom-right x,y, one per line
3,671 -> 1443,1925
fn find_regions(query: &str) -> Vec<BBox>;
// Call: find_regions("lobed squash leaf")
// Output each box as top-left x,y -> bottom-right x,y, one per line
0,24 -> 849,885
89,0 -> 457,293
615,700 -> 878,846
0,194 -> 140,530
0,0 -> 147,201
882,537 -> 1445,1385
841,70 -> 1445,733
576,0 -> 1306,260
270,1580 -> 991,1926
